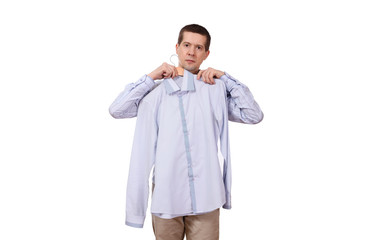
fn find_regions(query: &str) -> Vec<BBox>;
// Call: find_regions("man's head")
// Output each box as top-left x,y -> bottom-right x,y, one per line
176,24 -> 211,74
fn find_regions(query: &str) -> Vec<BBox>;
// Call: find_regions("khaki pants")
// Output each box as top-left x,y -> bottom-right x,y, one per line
152,208 -> 220,240
151,184 -> 220,240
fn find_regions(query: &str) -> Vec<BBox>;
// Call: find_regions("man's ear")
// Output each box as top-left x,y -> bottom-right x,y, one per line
175,43 -> 179,53
204,50 -> 210,60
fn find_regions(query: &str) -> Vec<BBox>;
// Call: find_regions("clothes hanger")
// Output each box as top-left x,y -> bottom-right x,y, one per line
170,54 -> 184,76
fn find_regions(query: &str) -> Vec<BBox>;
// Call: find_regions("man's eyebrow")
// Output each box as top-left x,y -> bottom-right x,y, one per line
182,42 -> 204,48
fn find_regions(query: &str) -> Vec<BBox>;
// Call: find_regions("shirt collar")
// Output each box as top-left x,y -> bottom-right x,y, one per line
163,69 -> 196,94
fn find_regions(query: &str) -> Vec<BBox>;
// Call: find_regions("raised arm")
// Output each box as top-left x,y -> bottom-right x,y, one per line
221,72 -> 264,124
109,63 -> 178,119
109,75 -> 158,119
198,68 -> 264,124
109,66 -> 264,124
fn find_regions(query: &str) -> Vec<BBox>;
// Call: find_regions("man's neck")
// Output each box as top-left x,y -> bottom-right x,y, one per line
176,66 -> 200,76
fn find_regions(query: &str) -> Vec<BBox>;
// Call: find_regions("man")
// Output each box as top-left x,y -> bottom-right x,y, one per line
109,24 -> 263,240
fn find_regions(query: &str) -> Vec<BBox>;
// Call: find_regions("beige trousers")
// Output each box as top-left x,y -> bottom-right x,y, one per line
151,184 -> 220,240
152,208 -> 220,240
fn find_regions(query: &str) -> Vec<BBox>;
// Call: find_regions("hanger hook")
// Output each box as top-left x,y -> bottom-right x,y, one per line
170,54 -> 178,67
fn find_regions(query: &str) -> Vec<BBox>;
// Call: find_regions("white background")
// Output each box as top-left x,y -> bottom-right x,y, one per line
1,0 -> 372,239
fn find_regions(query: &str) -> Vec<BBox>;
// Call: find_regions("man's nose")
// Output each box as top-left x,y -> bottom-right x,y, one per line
187,48 -> 195,56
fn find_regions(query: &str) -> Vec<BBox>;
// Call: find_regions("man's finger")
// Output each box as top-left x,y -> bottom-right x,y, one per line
173,66 -> 178,78
166,66 -> 174,78
209,71 -> 215,84
207,71 -> 212,84
205,70 -> 212,84
202,71 -> 208,83
199,71 -> 204,81
164,70 -> 171,78
168,67 -> 174,78
197,70 -> 203,80
206,71 -> 212,83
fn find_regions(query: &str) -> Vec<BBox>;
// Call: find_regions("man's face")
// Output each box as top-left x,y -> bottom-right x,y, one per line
176,32 -> 210,74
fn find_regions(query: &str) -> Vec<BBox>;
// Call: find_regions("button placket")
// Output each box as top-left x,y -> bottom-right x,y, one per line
178,95 -> 197,213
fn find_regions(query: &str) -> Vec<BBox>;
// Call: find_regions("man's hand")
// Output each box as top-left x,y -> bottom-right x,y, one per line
197,67 -> 225,85
148,63 -> 178,80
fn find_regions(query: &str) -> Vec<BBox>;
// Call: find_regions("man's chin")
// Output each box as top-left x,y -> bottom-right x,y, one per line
183,65 -> 199,74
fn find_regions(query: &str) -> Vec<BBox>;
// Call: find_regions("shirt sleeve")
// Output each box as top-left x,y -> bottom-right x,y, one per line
108,75 -> 160,119
216,85 -> 232,209
220,72 -> 264,124
125,100 -> 158,228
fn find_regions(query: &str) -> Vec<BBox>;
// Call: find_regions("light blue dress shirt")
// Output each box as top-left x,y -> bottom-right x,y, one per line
109,70 -> 263,228
109,71 -> 263,124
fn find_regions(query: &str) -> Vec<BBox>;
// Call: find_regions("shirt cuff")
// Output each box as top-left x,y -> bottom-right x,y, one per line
125,221 -> 144,228
126,213 -> 145,228
143,74 -> 156,90
220,72 -> 239,92
223,195 -> 232,209
222,204 -> 232,209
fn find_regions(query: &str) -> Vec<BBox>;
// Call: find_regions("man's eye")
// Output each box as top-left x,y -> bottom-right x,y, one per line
184,44 -> 189,47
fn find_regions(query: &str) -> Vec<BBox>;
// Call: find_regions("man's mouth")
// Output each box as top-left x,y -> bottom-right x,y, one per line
186,60 -> 195,63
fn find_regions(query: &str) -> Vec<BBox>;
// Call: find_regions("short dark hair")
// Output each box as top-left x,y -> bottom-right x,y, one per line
177,24 -> 211,51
